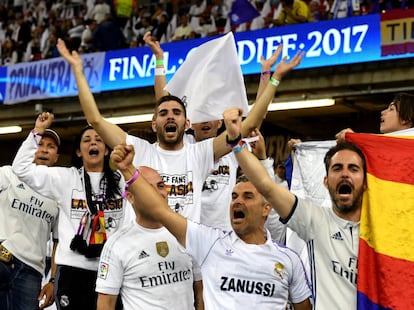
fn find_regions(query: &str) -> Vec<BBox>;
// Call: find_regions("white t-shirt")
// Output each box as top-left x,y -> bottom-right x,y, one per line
126,134 -> 214,222
186,220 -> 311,309
96,221 -> 195,310
0,166 -> 58,275
200,152 -> 238,231
12,133 -> 127,271
284,197 -> 359,309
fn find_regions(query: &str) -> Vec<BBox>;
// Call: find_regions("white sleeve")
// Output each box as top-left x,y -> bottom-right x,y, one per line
11,131 -> 74,200
0,166 -> 8,190
287,248 -> 312,304
194,138 -> 215,181
185,220 -> 223,266
96,241 -> 123,295
260,157 -> 275,180
286,198 -> 325,242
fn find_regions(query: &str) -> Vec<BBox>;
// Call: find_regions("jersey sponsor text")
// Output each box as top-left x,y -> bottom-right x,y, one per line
220,276 -> 276,297
11,196 -> 55,223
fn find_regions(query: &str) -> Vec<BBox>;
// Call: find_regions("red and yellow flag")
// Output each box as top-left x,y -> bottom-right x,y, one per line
346,133 -> 414,309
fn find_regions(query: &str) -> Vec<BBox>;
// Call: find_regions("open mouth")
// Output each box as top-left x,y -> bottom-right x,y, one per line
338,183 -> 352,195
38,156 -> 49,161
89,149 -> 99,156
233,210 -> 245,219
165,124 -> 177,133
201,125 -> 211,131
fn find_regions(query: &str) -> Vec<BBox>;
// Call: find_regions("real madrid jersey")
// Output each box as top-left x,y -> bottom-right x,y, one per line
284,197 -> 359,309
96,221 -> 195,310
185,220 -> 311,309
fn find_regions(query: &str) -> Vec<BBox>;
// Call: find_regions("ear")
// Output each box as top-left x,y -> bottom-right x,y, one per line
323,175 -> 328,188
76,149 -> 82,158
151,119 -> 157,133
217,120 -> 223,129
185,118 -> 190,130
104,148 -> 109,156
54,154 -> 60,164
262,202 -> 272,217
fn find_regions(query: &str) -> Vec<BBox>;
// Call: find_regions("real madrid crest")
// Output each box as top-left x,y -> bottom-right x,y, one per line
156,241 -> 169,257
274,262 -> 285,280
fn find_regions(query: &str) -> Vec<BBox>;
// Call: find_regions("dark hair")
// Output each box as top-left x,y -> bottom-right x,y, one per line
70,125 -> 121,199
324,142 -> 367,177
236,174 -> 249,183
392,93 -> 414,127
235,174 -> 268,204
155,95 -> 187,117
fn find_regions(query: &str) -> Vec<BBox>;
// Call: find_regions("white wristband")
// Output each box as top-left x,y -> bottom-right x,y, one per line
155,68 -> 166,76
269,77 -> 280,87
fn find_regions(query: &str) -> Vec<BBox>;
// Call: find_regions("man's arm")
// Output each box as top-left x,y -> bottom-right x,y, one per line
292,299 -> 312,310
193,280 -> 204,310
97,294 -> 118,310
56,39 -> 126,148
213,48 -> 304,161
144,32 -> 169,101
223,108 -> 296,219
38,241 -> 58,309
110,144 -> 187,246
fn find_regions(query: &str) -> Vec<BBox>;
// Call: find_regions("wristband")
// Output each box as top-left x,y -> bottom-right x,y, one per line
261,70 -> 271,80
269,77 -> 280,87
155,67 -> 166,76
232,140 -> 247,153
49,277 -> 55,284
122,169 -> 140,198
226,134 -> 242,147
156,59 -> 164,66
31,129 -> 43,137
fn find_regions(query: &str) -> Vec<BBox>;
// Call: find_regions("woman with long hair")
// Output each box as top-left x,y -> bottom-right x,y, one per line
12,113 -> 127,309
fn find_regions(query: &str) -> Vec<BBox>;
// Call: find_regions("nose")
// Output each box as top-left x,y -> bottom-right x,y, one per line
38,144 -> 48,153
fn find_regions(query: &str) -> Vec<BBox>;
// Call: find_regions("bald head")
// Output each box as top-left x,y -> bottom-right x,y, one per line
139,166 -> 168,202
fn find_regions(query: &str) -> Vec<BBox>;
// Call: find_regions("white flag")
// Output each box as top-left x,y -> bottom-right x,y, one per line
165,32 -> 248,124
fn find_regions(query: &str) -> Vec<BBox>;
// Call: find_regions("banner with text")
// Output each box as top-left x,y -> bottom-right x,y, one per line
1,12 -> 413,105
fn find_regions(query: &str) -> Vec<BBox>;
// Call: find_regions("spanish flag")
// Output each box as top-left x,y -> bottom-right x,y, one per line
380,8 -> 414,56
346,133 -> 414,309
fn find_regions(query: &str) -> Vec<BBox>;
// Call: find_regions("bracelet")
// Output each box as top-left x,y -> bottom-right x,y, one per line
122,169 -> 140,198
49,277 -> 55,284
261,70 -> 271,80
31,129 -> 43,137
232,140 -> 247,153
156,59 -> 164,66
155,67 -> 166,76
269,77 -> 280,87
226,134 -> 242,147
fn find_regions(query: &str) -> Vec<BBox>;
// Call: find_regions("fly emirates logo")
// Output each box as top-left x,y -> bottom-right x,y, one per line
11,195 -> 55,223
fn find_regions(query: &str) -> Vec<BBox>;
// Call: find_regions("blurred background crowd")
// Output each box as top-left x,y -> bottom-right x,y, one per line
0,0 -> 411,66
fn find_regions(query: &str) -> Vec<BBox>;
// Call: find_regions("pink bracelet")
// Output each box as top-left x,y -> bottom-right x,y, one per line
122,169 -> 140,198
31,129 -> 43,136
261,70 -> 271,80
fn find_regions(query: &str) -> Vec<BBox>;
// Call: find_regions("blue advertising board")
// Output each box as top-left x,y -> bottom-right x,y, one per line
1,13 -> 413,105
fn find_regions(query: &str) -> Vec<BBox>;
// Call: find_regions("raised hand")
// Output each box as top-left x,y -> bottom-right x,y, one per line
34,112 -> 54,133
56,38 -> 83,72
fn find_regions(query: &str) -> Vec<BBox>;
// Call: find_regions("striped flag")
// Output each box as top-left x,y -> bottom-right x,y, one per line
380,8 -> 414,56
346,133 -> 414,309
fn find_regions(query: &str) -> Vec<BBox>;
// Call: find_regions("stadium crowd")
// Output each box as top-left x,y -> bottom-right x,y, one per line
0,0 -> 409,66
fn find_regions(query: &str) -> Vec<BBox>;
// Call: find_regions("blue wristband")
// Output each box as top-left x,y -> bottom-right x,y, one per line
232,140 -> 247,153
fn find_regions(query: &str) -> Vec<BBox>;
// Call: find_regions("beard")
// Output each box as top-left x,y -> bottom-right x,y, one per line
156,123 -> 185,147
329,184 -> 364,215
